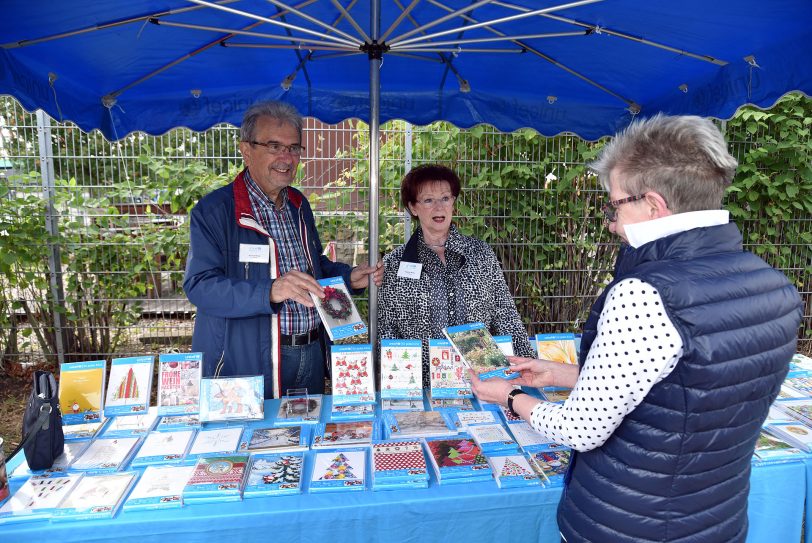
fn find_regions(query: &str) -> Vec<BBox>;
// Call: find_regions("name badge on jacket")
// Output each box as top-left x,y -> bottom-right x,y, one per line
397,261 -> 422,279
239,243 -> 270,263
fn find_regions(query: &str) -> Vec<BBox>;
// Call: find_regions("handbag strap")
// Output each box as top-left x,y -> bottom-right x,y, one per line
7,403 -> 53,463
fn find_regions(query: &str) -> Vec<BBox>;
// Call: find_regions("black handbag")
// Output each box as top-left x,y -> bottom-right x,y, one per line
11,370 -> 64,470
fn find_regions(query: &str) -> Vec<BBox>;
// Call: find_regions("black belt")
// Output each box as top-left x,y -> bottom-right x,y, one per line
280,328 -> 320,346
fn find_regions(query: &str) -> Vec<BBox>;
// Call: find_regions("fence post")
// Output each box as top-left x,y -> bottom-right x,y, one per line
36,110 -> 66,365
403,122 -> 412,241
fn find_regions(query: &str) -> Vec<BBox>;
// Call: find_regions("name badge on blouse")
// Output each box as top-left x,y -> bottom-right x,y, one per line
239,243 -> 270,263
397,261 -> 422,279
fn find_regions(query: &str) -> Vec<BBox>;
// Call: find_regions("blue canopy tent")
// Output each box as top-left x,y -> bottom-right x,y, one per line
1,0 -> 811,340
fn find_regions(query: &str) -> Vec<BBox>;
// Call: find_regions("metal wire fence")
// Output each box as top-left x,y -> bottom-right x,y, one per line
0,96 -> 809,366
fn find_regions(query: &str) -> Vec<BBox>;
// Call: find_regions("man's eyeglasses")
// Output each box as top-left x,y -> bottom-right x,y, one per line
601,194 -> 647,222
247,140 -> 305,156
416,195 -> 456,207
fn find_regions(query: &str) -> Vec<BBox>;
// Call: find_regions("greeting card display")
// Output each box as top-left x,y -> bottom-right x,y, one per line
443,322 -> 517,381
312,421 -> 374,448
0,474 -> 83,524
424,436 -> 492,484
382,398 -> 424,412
62,421 -> 107,442
71,436 -> 141,473
380,339 -> 423,400
10,441 -> 90,479
753,428 -> 805,464
497,405 -> 524,424
155,414 -> 201,431
383,411 -> 456,439
428,339 -> 472,399
429,397 -> 476,411
310,276 -> 367,341
199,376 -> 264,422
330,344 -> 375,405
123,465 -> 195,511
59,360 -> 106,425
467,423 -> 519,455
493,335 -> 515,356
451,410 -> 498,430
309,449 -> 366,492
276,394 -> 322,426
186,427 -> 243,459
183,455 -> 249,503
371,440 -> 429,490
535,333 -> 578,365
157,352 -> 202,416
540,388 -> 571,403
102,408 -> 159,438
238,426 -> 308,454
104,356 -> 153,417
488,454 -> 541,489
330,402 -> 376,422
243,452 -> 304,497
761,421 -> 812,452
776,398 -> 812,427
130,430 -> 195,467
52,472 -> 136,521
508,422 -> 566,453
528,450 -> 571,486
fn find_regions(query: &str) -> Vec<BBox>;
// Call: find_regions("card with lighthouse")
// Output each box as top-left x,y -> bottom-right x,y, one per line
330,344 -> 375,406
380,339 -> 422,400
104,356 -> 154,417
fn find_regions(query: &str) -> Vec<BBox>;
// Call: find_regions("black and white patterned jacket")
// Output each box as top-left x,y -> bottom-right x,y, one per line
377,224 -> 534,387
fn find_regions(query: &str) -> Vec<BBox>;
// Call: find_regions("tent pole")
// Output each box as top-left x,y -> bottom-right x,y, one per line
368,0 -> 381,366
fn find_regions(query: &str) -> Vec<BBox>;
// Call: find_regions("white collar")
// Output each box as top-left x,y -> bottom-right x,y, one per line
625,210 -> 730,249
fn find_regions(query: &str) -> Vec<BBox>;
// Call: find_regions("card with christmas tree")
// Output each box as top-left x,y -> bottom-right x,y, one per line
59,360 -> 107,425
380,339 -> 423,400
104,356 -> 154,417
182,455 -> 249,503
424,436 -> 492,484
330,344 -> 376,406
157,352 -> 202,416
488,454 -> 541,489
243,452 -> 304,497
309,449 -> 366,492
428,339 -> 472,399
123,465 -> 195,511
309,276 -> 367,341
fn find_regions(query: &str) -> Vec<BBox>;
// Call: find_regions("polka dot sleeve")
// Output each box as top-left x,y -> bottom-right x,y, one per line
528,278 -> 684,452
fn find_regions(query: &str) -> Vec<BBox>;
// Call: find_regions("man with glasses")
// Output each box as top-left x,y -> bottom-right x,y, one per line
184,100 -> 383,399
471,114 -> 802,543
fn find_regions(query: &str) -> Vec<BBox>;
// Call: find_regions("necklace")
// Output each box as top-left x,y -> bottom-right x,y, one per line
426,243 -> 446,248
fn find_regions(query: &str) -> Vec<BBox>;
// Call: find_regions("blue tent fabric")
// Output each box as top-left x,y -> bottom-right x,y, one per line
1,1 -> 810,140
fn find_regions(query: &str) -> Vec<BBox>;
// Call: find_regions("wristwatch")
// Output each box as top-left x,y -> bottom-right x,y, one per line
507,389 -> 528,417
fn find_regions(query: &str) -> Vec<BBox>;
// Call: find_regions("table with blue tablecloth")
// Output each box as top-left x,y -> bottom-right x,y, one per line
1,397 -> 807,543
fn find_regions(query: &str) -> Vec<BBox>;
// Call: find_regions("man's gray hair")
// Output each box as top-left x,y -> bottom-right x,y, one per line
589,114 -> 738,213
240,101 -> 303,142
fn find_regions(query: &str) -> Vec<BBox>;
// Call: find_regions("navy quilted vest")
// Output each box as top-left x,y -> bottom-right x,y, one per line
558,223 -> 802,543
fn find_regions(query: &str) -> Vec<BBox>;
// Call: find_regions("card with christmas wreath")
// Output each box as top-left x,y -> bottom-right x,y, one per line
309,276 -> 367,341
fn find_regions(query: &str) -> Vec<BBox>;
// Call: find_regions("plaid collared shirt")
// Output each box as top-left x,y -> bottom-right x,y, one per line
244,172 -> 319,335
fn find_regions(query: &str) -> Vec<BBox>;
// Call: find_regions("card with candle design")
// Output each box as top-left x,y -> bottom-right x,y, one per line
104,356 -> 154,417
380,339 -> 423,400
330,344 -> 375,406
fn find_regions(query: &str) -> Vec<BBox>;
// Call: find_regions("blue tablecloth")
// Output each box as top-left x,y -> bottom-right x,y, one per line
1,398 -> 806,543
